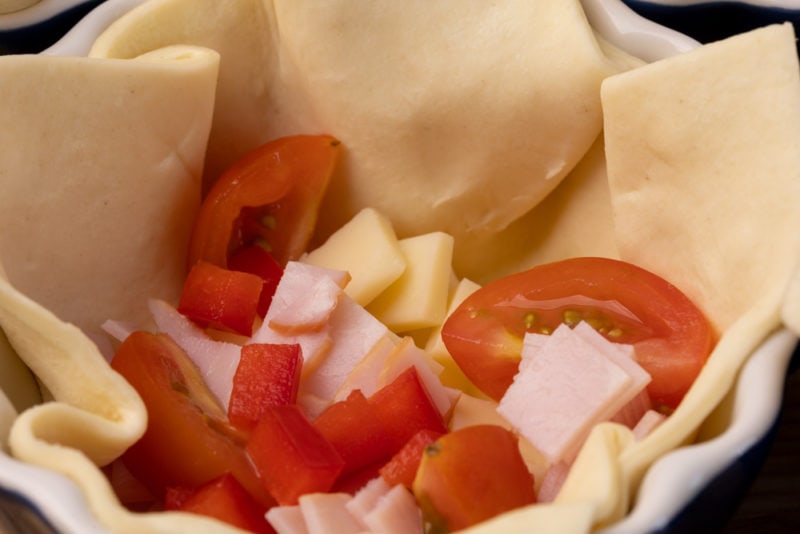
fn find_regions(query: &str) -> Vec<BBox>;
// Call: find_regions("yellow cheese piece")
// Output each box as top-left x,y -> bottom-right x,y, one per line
424,277 -> 484,396
367,232 -> 454,332
555,423 -> 633,526
303,208 -> 407,307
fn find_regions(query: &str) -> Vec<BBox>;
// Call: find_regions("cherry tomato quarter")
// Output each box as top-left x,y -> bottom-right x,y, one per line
187,135 -> 341,269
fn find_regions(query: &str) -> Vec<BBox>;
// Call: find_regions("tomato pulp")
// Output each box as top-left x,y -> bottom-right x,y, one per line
441,257 -> 715,411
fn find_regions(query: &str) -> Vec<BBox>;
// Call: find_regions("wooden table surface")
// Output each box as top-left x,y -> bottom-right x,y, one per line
724,358 -> 800,533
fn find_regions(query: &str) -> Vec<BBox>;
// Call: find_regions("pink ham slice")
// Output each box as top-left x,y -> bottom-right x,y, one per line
497,322 -> 650,465
267,262 -> 350,335
376,336 -> 458,418
266,478 -> 424,534
632,409 -> 668,441
298,295 -> 392,412
333,333 -> 399,402
298,493 -> 364,534
360,484 -> 423,534
265,505 -> 309,534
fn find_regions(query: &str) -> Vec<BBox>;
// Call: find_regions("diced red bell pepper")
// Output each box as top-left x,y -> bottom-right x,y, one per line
379,428 -> 444,489
165,474 -> 275,534
413,425 -> 536,532
228,343 -> 303,430
228,245 -> 284,317
177,261 -> 263,336
331,462 -> 384,495
246,405 -> 345,505
368,367 -> 448,455
313,390 -> 395,477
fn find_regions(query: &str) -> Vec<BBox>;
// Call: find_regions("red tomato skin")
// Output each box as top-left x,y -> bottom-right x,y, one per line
442,257 -> 715,409
367,367 -> 449,454
110,331 -> 274,509
228,245 -> 284,317
177,261 -> 263,336
379,428 -> 445,489
313,390 -> 395,477
187,135 -> 340,269
246,405 -> 345,505
228,343 -> 303,430
167,474 -> 275,534
413,425 -> 536,532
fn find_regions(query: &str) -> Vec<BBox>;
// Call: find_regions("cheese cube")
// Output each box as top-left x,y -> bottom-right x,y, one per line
367,232 -> 454,332
303,208 -> 407,306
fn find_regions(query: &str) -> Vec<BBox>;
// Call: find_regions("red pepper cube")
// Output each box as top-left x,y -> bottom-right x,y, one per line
379,428 -> 445,489
246,405 -> 345,505
313,390 -> 395,476
228,343 -> 303,430
368,367 -> 448,455
166,474 -> 274,534
228,245 -> 284,317
178,261 -> 263,336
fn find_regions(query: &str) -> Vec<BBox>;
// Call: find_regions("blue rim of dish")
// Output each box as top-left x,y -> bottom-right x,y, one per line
656,340 -> 800,533
0,0 -> 105,54
622,0 -> 800,49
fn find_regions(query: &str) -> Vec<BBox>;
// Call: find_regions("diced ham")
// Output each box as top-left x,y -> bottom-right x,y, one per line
345,477 -> 392,519
266,505 -> 309,534
268,480 -> 425,534
100,319 -> 139,344
361,484 -> 423,534
148,299 -> 241,409
299,296 -> 392,405
537,461 -> 571,503
632,409 -> 668,441
497,323 -> 639,464
298,493 -> 364,534
376,336 -> 456,417
267,262 -> 350,335
251,323 -> 332,378
610,388 -> 653,428
334,334 -> 399,401
573,321 -> 651,413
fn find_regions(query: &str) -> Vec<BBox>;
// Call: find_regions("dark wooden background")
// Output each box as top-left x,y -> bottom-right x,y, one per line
724,361 -> 800,533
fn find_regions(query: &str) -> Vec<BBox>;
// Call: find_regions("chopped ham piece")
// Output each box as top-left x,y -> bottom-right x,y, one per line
376,336 -> 456,417
299,296 -> 392,405
267,478 -> 425,534
610,389 -> 653,428
148,299 -> 241,410
345,477 -> 392,519
266,505 -> 309,534
298,493 -> 364,534
361,484 -> 423,534
632,409 -> 668,441
334,334 -> 399,401
497,322 -> 650,464
268,262 -> 350,335
537,461 -> 571,503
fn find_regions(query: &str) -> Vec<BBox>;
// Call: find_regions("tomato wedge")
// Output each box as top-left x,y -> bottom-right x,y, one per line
187,135 -> 341,269
442,257 -> 715,411
110,331 -> 274,508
